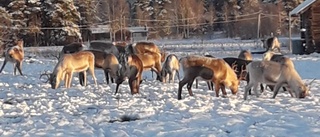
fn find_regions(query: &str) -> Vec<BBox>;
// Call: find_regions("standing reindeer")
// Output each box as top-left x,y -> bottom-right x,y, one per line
47,51 -> 97,89
115,53 -> 143,95
161,54 -> 180,83
244,58 -> 309,100
178,55 -> 239,100
79,50 -> 120,85
0,40 -> 24,75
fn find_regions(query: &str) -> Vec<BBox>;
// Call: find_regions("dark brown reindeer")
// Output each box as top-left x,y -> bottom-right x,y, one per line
89,41 -> 119,57
115,53 -> 143,95
0,40 -> 24,75
178,55 -> 239,100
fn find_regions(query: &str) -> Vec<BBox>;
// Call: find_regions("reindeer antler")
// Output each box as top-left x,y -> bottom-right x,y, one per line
231,62 -> 238,73
239,65 -> 247,80
307,78 -> 316,87
39,71 -> 51,83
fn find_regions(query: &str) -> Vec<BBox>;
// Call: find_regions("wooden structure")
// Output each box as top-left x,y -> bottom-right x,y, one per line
115,26 -> 148,42
88,25 -> 112,41
289,0 -> 320,54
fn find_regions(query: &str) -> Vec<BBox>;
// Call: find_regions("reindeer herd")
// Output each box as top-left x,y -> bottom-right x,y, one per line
0,37 -> 314,101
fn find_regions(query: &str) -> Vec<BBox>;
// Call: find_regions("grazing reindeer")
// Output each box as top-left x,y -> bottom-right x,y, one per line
161,54 -> 180,83
238,50 -> 252,61
48,51 -> 97,89
115,53 -> 143,95
136,51 -> 163,81
263,37 -> 281,52
79,50 -> 120,85
0,40 -> 24,75
244,58 -> 309,100
127,42 -> 167,79
127,41 -> 167,62
178,55 -> 239,100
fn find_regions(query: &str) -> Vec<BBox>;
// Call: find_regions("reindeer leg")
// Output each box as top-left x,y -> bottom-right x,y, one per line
214,82 -> 220,97
89,68 -> 97,86
206,81 -> 212,90
178,77 -> 189,100
78,72 -> 85,86
68,72 -> 75,88
13,63 -> 17,75
272,82 -> 285,98
244,82 -> 254,100
176,70 -> 180,82
104,70 -> 110,84
220,84 -> 227,98
186,79 -> 194,97
0,60 -> 7,73
115,83 -> 121,95
195,79 -> 198,89
16,61 -> 23,76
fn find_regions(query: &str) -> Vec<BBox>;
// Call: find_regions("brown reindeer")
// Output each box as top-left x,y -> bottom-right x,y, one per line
127,42 -> 167,62
136,51 -> 163,81
178,55 -> 239,100
161,54 -> 180,83
0,40 -> 24,75
48,51 -> 97,89
115,53 -> 143,95
79,50 -> 120,85
244,58 -> 309,100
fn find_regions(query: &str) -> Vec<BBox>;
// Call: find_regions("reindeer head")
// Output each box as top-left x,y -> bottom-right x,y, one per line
40,71 -> 59,89
115,53 -> 131,84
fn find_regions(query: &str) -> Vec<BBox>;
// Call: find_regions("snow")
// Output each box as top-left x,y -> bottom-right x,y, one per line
1,39 -> 320,136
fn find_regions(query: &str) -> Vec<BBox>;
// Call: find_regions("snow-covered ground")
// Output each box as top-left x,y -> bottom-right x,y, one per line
0,39 -> 320,137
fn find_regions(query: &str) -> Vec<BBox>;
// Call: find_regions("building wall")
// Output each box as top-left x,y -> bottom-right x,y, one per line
311,0 -> 320,52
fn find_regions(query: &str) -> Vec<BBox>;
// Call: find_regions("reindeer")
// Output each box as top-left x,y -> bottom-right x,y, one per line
238,50 -> 252,61
59,42 -> 85,58
0,40 -> 24,75
127,42 -> 167,79
136,51 -> 163,81
89,41 -> 119,57
46,51 -> 97,89
161,54 -> 180,83
79,50 -> 120,85
263,37 -> 281,52
115,53 -> 143,95
126,42 -> 166,61
244,58 -> 309,100
178,55 -> 239,100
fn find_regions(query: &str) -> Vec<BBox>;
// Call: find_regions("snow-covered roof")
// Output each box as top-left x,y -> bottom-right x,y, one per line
127,27 -> 148,33
90,25 -> 111,34
290,0 -> 317,16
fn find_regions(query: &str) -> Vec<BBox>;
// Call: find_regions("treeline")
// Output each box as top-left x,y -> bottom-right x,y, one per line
0,0 -> 302,48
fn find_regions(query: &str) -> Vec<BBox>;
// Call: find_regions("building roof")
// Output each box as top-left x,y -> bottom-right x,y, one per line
290,0 -> 317,16
127,27 -> 148,33
90,25 -> 111,34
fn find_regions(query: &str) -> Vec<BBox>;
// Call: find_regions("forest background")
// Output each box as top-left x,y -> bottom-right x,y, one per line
0,0 -> 304,48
